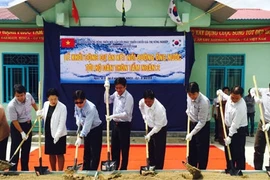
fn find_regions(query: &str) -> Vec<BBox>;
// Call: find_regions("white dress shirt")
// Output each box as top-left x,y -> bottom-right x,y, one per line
220,93 -> 247,137
139,98 -> 167,136
186,92 -> 211,135
251,88 -> 270,123
105,90 -> 134,122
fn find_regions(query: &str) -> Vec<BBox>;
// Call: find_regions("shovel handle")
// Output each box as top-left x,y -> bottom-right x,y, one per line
75,124 -> 81,159
253,75 -> 270,155
105,77 -> 111,155
75,142 -> 79,159
186,115 -> 191,159
38,81 -> 42,159
145,122 -> 149,159
218,94 -> 233,160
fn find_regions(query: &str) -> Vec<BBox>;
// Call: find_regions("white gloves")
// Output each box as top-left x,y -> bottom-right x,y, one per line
20,131 -> 28,140
104,77 -> 110,88
185,132 -> 193,141
36,110 -> 43,117
224,136 -> 231,146
216,89 -> 224,96
262,123 -> 270,132
75,137 -> 82,146
54,136 -> 59,144
254,96 -> 262,104
145,134 -> 151,142
106,115 -> 114,122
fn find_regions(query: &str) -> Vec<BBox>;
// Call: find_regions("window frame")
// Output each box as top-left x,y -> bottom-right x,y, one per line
2,53 -> 39,103
206,54 -> 245,103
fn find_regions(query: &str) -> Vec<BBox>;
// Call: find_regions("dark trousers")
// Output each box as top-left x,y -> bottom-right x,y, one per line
111,121 -> 131,170
224,126 -> 246,170
188,121 -> 210,169
246,112 -> 255,135
83,123 -> 103,170
214,115 -> 219,140
10,121 -> 32,171
0,136 -> 8,161
254,120 -> 270,170
148,125 -> 167,170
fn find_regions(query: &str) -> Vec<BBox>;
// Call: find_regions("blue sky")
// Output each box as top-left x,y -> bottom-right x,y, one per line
0,0 -> 10,7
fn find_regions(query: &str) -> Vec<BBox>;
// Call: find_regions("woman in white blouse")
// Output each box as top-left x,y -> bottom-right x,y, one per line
37,88 -> 67,171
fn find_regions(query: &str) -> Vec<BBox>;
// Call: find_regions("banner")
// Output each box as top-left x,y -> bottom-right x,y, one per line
191,26 -> 270,43
0,28 -> 43,42
60,35 -> 186,84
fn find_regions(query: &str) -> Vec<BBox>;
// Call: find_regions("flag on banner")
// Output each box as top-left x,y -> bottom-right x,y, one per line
168,0 -> 182,25
61,38 -> 75,48
72,0 -> 79,24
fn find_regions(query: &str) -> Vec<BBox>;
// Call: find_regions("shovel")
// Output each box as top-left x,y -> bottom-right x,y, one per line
218,94 -> 242,176
182,115 -> 202,179
67,125 -> 83,171
140,122 -> 155,175
101,77 -> 116,173
34,81 -> 49,175
253,75 -> 270,176
0,118 -> 38,171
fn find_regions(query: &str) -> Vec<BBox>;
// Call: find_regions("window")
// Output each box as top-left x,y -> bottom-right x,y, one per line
3,53 -> 39,103
207,54 -> 245,102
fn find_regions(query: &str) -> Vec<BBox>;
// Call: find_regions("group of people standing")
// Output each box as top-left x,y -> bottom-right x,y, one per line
0,77 -> 169,171
186,81 -> 270,171
1,79 -> 269,172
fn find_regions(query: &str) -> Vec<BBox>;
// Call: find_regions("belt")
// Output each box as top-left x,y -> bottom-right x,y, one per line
114,121 -> 129,126
19,120 -> 31,124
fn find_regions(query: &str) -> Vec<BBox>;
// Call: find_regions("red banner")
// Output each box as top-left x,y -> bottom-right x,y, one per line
0,28 -> 43,42
191,27 -> 270,43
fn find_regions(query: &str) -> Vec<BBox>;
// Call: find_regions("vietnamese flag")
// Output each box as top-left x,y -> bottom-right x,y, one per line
61,38 -> 75,48
72,0 -> 79,24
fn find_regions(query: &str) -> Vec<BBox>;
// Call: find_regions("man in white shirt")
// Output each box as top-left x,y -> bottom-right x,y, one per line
105,77 -> 134,170
217,85 -> 247,171
186,82 -> 211,169
139,89 -> 168,170
250,83 -> 270,170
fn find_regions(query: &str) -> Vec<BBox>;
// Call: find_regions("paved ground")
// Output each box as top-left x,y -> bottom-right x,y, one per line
5,131 -> 270,170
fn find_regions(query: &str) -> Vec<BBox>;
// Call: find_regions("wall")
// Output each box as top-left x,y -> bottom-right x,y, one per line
190,42 -> 270,130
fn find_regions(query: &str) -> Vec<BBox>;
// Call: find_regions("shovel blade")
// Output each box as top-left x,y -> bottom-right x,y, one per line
140,165 -> 155,175
0,160 -> 15,171
34,166 -> 49,176
225,168 -> 243,176
265,166 -> 270,177
67,163 -> 83,171
101,160 -> 116,171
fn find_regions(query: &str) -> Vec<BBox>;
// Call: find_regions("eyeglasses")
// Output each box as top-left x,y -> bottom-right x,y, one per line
75,101 -> 84,104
